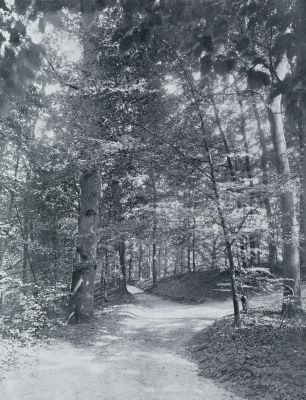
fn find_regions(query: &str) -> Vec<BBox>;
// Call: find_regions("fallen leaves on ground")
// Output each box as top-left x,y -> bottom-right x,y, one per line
189,308 -> 306,400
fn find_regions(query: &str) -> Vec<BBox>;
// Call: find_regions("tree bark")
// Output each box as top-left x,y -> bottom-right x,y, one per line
237,92 -> 259,267
192,216 -> 196,271
0,148 -> 20,269
187,77 -> 240,324
268,57 -> 301,306
296,0 -> 306,278
152,177 -> 157,287
138,241 -> 143,280
118,240 -> 127,293
71,166 -> 100,321
252,99 -> 277,268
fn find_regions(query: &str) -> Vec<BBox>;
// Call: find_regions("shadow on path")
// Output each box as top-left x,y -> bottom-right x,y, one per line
1,285 -> 243,400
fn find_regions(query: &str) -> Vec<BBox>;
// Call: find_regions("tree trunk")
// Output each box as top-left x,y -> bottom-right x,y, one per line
188,79 -> 240,324
128,256 -> 133,283
22,205 -> 29,284
52,209 -> 58,285
101,247 -> 109,302
252,99 -> 277,268
237,92 -> 259,266
192,217 -> 196,271
268,59 -> 301,307
138,241 -> 143,280
205,124 -> 240,325
71,166 -> 100,321
152,177 -> 157,287
296,0 -> 306,279
0,148 -> 20,269
187,246 -> 191,272
209,90 -> 237,181
211,237 -> 217,269
163,245 -> 168,277
158,246 -> 162,277
118,240 -> 127,293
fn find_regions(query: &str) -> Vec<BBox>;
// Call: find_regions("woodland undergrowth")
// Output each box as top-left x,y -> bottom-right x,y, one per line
189,308 -> 306,400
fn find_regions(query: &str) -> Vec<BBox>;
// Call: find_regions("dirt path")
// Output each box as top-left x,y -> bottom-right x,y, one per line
1,286 -> 243,400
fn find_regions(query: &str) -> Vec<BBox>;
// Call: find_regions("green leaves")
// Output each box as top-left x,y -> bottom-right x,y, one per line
112,17 -> 133,42
247,70 -> 270,89
235,36 -> 250,53
9,22 -> 27,46
0,32 -> 6,47
200,55 -> 212,74
0,48 -> 15,80
119,34 -> 134,52
198,34 -> 214,53
14,0 -> 32,14
200,53 -> 237,76
272,33 -> 296,60
212,15 -> 228,41
0,0 -> 9,11
214,57 -> 232,75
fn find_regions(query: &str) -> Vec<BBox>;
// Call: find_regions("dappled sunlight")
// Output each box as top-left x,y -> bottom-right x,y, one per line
0,292 -> 243,400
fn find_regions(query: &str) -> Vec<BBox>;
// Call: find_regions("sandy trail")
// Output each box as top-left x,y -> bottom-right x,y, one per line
1,286 -> 248,400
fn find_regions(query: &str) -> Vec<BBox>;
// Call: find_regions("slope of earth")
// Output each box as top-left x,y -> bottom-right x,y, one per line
0,285 -> 242,400
144,269 -> 277,303
189,287 -> 306,400
144,270 -> 223,302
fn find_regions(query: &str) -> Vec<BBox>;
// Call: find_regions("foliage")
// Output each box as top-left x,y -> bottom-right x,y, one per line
0,0 -> 305,332
0,275 -> 67,341
190,304 -> 306,400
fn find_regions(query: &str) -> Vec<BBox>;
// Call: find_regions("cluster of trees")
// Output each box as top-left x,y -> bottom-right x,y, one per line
0,0 -> 306,325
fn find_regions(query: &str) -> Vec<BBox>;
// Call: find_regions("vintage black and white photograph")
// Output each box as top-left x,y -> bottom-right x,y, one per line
0,1 -> 305,399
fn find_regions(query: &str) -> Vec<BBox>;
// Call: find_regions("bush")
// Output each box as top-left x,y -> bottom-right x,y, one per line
0,275 -> 68,341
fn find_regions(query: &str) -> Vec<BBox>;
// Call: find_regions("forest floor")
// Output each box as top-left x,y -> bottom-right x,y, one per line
141,269 -> 277,303
189,288 -> 306,400
0,285 -> 243,400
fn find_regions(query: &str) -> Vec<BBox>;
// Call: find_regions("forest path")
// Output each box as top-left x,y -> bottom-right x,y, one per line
0,286 -> 261,400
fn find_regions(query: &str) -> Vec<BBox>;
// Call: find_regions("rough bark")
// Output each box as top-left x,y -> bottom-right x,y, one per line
192,217 -> 196,271
252,99 -> 277,268
71,167 -> 100,321
237,93 -> 260,267
138,242 -> 143,280
296,0 -> 306,277
118,240 -> 127,293
152,177 -> 157,287
111,179 -> 128,293
268,56 -> 301,306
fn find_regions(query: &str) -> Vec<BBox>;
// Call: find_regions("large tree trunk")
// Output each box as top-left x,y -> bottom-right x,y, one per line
0,148 -> 20,269
110,179 -> 128,293
252,99 -> 277,268
268,58 -> 301,308
71,167 -> 100,321
296,0 -> 306,279
237,92 -> 260,267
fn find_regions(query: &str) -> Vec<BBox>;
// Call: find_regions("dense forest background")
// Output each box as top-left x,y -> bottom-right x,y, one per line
1,0 -> 306,332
